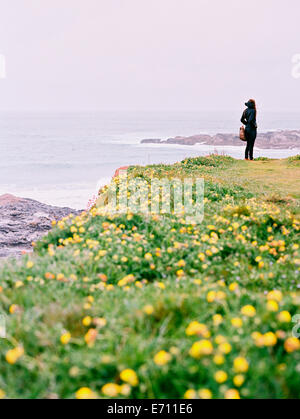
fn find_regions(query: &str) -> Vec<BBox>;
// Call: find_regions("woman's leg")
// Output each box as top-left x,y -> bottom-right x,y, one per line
245,129 -> 250,159
249,139 -> 254,160
245,142 -> 249,159
249,130 -> 257,160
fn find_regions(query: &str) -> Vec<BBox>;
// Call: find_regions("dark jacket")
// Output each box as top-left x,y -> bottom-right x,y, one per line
241,101 -> 257,130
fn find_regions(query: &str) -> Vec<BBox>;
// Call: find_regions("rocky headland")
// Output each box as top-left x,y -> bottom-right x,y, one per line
0,167 -> 131,259
141,130 -> 300,149
0,194 -> 81,258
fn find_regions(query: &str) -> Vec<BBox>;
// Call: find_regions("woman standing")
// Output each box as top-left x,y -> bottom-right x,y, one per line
241,99 -> 257,160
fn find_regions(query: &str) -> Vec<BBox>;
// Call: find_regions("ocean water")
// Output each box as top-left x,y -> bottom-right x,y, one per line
0,111 -> 299,209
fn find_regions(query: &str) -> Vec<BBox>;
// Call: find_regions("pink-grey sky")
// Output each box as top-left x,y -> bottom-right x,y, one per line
0,0 -> 299,112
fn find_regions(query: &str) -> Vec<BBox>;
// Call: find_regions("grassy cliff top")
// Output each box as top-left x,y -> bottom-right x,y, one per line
0,155 -> 299,399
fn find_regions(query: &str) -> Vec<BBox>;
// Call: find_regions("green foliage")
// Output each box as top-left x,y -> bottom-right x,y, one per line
254,157 -> 274,161
0,156 -> 299,399
288,155 -> 300,165
181,154 -> 235,168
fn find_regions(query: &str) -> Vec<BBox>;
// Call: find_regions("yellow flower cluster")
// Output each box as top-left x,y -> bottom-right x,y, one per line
118,274 -> 135,287
5,347 -> 24,365
154,350 -> 172,366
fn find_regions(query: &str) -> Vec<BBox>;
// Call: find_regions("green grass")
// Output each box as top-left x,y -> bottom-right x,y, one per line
0,155 -> 299,399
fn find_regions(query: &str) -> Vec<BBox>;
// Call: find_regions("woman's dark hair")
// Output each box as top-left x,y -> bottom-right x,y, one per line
248,99 -> 257,117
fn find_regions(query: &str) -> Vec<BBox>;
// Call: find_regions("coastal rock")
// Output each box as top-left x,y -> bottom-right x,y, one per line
141,130 -> 300,149
0,194 -> 81,258
141,139 -> 162,144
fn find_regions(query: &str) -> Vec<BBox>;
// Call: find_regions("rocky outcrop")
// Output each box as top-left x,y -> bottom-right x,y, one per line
141,130 -> 300,149
0,194 -> 81,258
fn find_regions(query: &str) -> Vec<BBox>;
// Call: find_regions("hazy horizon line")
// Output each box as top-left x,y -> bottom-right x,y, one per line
0,108 -> 300,114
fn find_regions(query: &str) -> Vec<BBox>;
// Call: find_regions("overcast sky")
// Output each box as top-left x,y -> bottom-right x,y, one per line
0,0 -> 299,112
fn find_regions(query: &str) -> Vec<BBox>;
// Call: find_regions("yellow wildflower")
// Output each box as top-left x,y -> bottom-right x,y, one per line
225,389 -> 240,399
214,370 -> 228,384
252,332 -> 264,347
189,340 -> 213,358
184,389 -> 197,399
82,316 -> 92,327
241,305 -> 256,317
120,369 -> 139,386
60,332 -> 71,345
198,389 -> 213,399
176,270 -> 185,277
267,290 -> 283,302
118,274 -> 135,287
143,305 -> 154,315
233,357 -> 249,373
5,347 -> 24,365
207,291 -> 216,303
177,260 -> 186,267
198,253 -> 205,261
119,384 -> 131,396
277,311 -> 292,323
186,321 -> 210,338
233,375 -> 245,387
84,329 -> 98,346
102,383 -> 120,397
215,335 -> 227,345
229,283 -> 238,292
213,314 -> 223,326
213,354 -> 225,365
284,337 -> 300,353
263,332 -> 277,347
75,387 -> 97,399
231,318 -> 243,328
154,350 -> 171,366
267,300 -> 279,312
9,304 -> 19,314
219,342 -> 232,354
